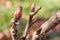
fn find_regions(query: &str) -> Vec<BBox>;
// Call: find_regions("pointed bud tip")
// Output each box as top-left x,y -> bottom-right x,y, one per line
31,3 -> 35,8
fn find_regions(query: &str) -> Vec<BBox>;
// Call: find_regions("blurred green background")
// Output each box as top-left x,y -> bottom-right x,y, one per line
0,0 -> 60,40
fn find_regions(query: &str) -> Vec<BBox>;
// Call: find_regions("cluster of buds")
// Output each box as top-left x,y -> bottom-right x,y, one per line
10,5 -> 22,40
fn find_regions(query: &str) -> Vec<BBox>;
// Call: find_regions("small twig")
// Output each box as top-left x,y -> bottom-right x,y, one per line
10,6 -> 22,40
21,3 -> 42,40
32,7 -> 42,17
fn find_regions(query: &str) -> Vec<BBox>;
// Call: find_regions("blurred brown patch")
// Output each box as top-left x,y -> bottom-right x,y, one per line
0,29 -> 11,40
